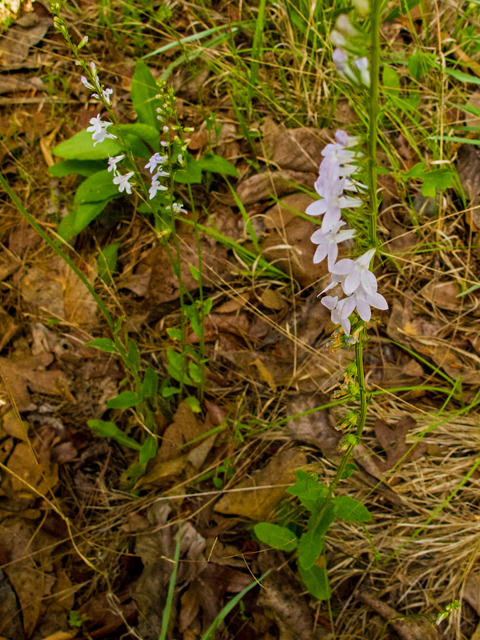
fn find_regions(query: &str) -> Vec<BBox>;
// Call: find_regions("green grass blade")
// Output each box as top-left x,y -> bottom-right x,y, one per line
201,570 -> 271,640
159,521 -> 182,640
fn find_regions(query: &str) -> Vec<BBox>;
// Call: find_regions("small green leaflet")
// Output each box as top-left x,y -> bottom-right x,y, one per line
298,529 -> 325,570
197,153 -> 238,177
286,470 -> 328,511
139,436 -> 158,465
87,420 -> 141,450
254,523 -> 298,552
84,338 -> 118,353
298,564 -> 331,600
332,496 -> 372,523
107,390 -> 142,409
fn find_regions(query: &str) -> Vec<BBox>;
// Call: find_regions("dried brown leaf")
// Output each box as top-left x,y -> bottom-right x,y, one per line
236,170 -> 316,205
214,448 -> 307,520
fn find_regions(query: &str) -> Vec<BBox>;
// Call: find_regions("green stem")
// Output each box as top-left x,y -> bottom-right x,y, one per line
367,0 -> 381,247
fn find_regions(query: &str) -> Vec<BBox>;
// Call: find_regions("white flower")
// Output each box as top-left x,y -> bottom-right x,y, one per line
145,153 -> 168,174
311,221 -> 355,270
113,171 -> 134,194
149,178 -> 167,200
107,154 -> 124,174
322,295 -> 356,335
335,14 -> 360,39
167,202 -> 187,214
330,248 -> 377,295
353,0 -> 369,15
354,57 -> 370,87
354,285 -> 388,322
160,140 -> 169,147
87,115 -> 116,146
102,87 -> 113,104
306,176 -> 362,232
81,75 -> 95,90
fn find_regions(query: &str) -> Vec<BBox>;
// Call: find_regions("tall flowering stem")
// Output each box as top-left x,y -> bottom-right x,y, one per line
367,0 -> 381,248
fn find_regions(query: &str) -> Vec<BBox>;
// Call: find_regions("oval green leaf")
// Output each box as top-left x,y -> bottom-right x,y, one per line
254,523 -> 298,552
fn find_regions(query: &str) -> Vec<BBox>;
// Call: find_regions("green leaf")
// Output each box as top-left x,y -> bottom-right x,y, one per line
167,327 -> 183,341
98,243 -> 119,285
74,170 -> 120,205
87,419 -> 141,450
184,396 -> 201,412
84,338 -> 118,353
185,305 -> 202,338
286,470 -> 328,512
203,297 -> 213,315
189,264 -> 200,281
404,162 -> 425,179
131,60 -> 161,130
53,129 -> 124,160
126,339 -> 140,373
333,496 -> 372,523
167,349 -> 193,385
49,159 -> 106,177
382,66 -> 401,96
142,368 -> 159,401
106,390 -> 142,409
139,436 -> 158,464
445,67 -> 480,85
75,199 -> 113,232
173,154 -> 203,184
298,529 -> 325,570
115,123 -> 160,152
421,169 -> 454,198
298,564 -> 331,600
254,523 -> 298,552
161,384 -> 181,398
197,153 -> 238,177
189,362 -> 203,384
341,463 -> 358,480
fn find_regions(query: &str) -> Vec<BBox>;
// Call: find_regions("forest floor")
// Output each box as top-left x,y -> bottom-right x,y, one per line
1,0 -> 480,639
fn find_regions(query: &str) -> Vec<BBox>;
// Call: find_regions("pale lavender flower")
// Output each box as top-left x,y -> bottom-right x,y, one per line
306,176 -> 362,232
354,57 -> 370,87
330,248 -> 377,295
87,115 -> 116,146
310,221 -> 356,270
81,75 -> 95,90
145,153 -> 168,174
113,171 -> 134,194
167,202 -> 187,214
107,154 -> 124,174
149,178 -> 167,200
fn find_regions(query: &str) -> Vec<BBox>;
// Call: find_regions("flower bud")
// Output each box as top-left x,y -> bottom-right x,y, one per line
335,14 -> 360,39
330,30 -> 347,48
78,35 -> 88,49
353,0 -> 369,15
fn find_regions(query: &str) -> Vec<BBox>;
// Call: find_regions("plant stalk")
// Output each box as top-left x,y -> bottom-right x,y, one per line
367,0 -> 381,247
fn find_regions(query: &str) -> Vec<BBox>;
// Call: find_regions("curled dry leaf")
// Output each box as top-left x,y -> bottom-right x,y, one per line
0,518 -> 58,638
0,5 -> 53,69
214,448 -> 307,520
456,144 -> 480,230
0,352 -> 69,412
260,118 -> 330,173
236,170 -> 316,205
261,192 -> 328,287
387,300 -> 480,384
0,567 -> 25,640
374,415 -> 427,474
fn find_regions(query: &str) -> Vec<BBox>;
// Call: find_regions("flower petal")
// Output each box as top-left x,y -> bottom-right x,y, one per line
321,295 -> 338,310
356,296 -> 371,321
327,243 -> 338,270
367,291 -> 388,310
314,243 -> 328,264
343,270 -> 361,295
361,269 -> 377,294
306,200 -> 328,217
331,258 -> 354,275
